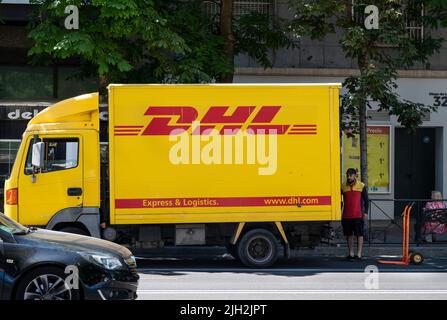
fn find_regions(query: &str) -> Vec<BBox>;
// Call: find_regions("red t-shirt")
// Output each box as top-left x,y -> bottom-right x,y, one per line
342,180 -> 367,219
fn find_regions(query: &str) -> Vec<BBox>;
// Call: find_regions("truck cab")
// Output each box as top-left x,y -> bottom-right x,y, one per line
4,93 -> 102,238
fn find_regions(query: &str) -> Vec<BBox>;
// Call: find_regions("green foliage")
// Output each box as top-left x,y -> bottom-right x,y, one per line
155,0 -> 232,83
234,12 -> 298,68
28,0 -> 230,84
28,0 -> 296,84
289,0 -> 445,133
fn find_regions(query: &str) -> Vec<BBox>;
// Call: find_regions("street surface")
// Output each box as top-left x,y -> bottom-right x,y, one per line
135,253 -> 447,300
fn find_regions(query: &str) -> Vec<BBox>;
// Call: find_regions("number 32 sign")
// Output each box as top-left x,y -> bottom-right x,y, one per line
430,92 -> 447,107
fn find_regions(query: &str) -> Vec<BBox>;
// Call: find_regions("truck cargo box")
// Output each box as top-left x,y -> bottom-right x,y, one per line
108,84 -> 341,225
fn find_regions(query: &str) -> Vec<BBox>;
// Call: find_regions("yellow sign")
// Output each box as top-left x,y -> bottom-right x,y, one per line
342,126 -> 390,193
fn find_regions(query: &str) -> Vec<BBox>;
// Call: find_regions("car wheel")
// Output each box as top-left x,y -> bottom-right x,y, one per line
237,229 -> 279,268
58,226 -> 89,236
16,267 -> 81,300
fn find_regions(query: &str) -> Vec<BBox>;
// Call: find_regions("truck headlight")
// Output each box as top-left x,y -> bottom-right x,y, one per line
80,253 -> 123,270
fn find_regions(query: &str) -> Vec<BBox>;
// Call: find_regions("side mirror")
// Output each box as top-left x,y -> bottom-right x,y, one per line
31,141 -> 45,168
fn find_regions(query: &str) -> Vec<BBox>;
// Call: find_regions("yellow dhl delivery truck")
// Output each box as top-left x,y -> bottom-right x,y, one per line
4,84 -> 341,267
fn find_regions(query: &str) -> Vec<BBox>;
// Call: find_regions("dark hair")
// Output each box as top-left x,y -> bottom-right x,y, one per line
346,168 -> 357,175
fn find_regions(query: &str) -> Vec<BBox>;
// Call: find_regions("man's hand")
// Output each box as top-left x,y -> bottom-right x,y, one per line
100,222 -> 107,229
363,213 -> 368,219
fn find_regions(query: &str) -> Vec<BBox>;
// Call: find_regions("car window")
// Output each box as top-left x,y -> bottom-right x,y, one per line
25,138 -> 79,175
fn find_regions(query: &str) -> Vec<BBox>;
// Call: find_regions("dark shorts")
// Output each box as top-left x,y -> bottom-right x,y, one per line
342,218 -> 364,237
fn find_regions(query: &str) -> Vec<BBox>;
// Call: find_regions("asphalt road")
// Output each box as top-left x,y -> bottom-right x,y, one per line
135,253 -> 447,300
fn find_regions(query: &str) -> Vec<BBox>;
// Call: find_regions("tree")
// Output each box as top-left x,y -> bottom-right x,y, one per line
28,0 -> 296,90
289,0 -> 447,187
214,0 -> 298,82
27,0 -> 231,96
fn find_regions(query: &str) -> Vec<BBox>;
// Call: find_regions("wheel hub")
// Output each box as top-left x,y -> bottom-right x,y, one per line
24,274 -> 72,300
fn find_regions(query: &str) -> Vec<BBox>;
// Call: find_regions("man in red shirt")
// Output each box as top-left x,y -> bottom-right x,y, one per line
341,168 -> 368,261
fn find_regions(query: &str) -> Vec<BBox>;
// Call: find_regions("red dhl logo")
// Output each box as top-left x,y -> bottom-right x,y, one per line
114,106 -> 317,136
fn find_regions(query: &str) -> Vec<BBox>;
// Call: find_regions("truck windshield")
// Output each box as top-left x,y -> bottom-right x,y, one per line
0,213 -> 29,235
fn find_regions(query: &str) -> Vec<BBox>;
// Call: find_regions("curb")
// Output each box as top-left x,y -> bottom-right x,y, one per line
293,246 -> 447,258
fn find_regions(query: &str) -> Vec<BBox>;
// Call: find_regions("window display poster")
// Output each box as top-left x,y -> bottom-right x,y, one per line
342,126 -> 390,193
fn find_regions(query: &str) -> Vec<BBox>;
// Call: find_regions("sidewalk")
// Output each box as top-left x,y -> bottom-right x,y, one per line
299,220 -> 447,258
294,244 -> 447,258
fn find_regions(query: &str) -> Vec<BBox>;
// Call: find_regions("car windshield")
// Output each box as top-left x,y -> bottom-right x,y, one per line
0,213 -> 29,235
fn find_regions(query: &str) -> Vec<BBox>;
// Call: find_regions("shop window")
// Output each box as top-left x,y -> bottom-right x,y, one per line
0,66 -> 53,100
100,142 -> 109,164
0,139 -> 20,202
203,0 -> 272,18
57,67 -> 98,99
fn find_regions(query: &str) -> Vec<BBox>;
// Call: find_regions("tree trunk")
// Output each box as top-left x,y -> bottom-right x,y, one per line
219,0 -> 234,83
99,75 -> 108,104
358,98 -> 368,187
357,49 -> 369,188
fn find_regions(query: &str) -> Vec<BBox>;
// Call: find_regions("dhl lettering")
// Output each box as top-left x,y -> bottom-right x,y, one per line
263,197 -> 320,206
113,106 -> 318,136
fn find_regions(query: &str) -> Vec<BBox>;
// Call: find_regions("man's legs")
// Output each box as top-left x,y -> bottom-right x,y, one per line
356,236 -> 363,258
347,236 -> 354,257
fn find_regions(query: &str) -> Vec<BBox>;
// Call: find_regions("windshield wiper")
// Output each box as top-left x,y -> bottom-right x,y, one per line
13,227 -> 34,235
12,230 -> 30,235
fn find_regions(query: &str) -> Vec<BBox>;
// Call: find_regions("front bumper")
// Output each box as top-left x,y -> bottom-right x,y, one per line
83,278 -> 139,300
79,262 -> 139,300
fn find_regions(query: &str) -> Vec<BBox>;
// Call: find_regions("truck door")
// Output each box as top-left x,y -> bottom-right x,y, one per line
18,136 -> 83,226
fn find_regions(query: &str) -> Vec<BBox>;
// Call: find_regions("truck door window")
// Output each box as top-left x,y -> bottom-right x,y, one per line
44,138 -> 79,172
24,138 -> 37,175
24,138 -> 79,174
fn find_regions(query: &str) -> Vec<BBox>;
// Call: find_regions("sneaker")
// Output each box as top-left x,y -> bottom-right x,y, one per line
345,255 -> 354,261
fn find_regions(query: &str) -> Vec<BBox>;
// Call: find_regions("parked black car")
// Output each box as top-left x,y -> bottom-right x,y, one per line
0,213 -> 139,300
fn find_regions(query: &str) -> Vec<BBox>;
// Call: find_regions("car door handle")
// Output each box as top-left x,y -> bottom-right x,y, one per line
67,188 -> 82,196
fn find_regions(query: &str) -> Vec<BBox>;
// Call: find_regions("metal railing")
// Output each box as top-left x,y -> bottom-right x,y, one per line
366,198 -> 447,246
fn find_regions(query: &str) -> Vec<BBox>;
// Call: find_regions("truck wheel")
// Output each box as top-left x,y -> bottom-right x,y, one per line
58,226 -> 89,236
16,266 -> 81,300
237,229 -> 279,268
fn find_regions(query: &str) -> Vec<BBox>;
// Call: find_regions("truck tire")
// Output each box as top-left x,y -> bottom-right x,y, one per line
16,266 -> 81,300
237,229 -> 280,268
58,226 -> 89,236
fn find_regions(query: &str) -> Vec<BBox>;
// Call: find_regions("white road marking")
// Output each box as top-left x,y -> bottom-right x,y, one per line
137,289 -> 447,294
137,268 -> 447,273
